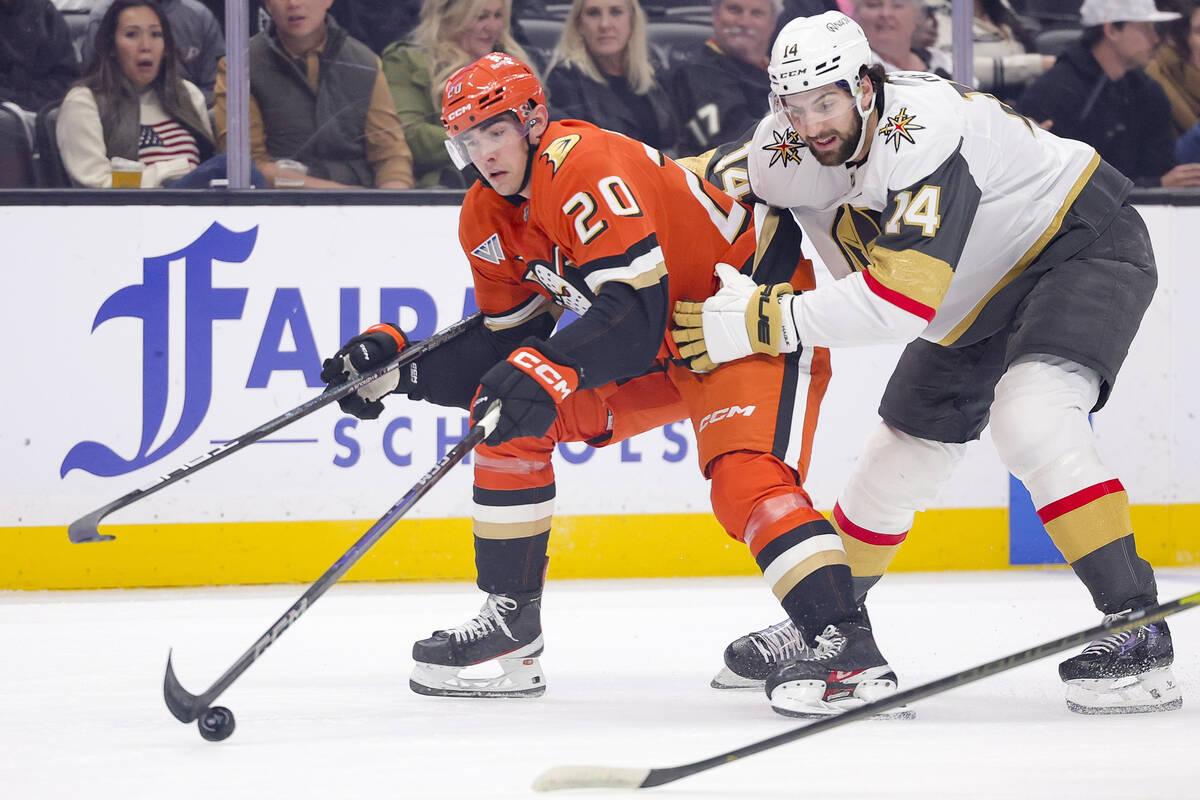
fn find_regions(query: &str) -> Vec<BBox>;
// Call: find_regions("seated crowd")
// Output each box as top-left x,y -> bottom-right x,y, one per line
4,0 -> 1200,189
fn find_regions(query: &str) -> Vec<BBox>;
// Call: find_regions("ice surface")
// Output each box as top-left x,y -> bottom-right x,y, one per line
3,569 -> 1198,799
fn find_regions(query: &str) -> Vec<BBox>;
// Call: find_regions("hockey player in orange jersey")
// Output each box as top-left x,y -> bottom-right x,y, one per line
319,52 -> 901,711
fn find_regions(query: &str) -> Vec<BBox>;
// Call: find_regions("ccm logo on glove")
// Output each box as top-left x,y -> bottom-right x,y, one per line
510,347 -> 578,401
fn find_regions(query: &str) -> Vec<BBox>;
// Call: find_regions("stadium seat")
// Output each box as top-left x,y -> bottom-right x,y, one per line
35,102 -> 71,188
0,102 -> 39,188
646,20 -> 710,66
1035,26 -> 1081,57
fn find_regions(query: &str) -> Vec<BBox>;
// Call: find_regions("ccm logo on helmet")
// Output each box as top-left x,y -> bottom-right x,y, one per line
510,348 -> 577,401
446,104 -> 472,121
698,404 -> 756,432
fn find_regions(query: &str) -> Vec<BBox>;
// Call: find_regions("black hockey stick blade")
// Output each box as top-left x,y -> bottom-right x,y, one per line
532,589 -> 1200,792
68,313 -> 482,543
161,402 -> 502,730
164,649 -> 203,722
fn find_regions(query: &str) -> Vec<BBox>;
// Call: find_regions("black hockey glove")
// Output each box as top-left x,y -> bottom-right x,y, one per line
320,323 -> 415,420
471,340 -> 580,446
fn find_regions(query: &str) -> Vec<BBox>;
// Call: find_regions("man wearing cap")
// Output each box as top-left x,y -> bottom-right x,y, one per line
1018,0 -> 1200,187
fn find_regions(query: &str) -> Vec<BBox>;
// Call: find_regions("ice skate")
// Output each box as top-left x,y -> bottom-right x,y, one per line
410,591 -> 546,698
711,619 -> 809,689
1059,611 -> 1180,714
766,619 -> 913,719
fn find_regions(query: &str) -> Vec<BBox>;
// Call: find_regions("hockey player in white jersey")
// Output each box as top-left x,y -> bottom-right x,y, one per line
673,11 -> 1176,716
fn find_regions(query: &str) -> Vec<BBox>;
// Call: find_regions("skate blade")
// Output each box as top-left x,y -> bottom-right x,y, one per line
710,666 -> 765,690
771,701 -> 916,720
409,679 -> 546,698
1064,667 -> 1181,714
770,678 -> 915,720
410,656 -> 546,698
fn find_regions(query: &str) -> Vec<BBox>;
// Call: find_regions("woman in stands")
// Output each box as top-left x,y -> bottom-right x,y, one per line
544,0 -> 679,152
56,0 -> 252,188
381,0 -> 535,187
1148,0 -> 1200,139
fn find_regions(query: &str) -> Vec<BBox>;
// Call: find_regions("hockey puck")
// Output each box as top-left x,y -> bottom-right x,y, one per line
197,706 -> 236,742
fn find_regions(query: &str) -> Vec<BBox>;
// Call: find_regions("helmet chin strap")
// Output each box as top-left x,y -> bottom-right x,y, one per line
843,87 -> 875,165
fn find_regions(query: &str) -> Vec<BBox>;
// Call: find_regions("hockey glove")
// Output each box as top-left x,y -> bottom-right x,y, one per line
471,341 -> 580,446
671,263 -> 795,372
320,323 -> 413,420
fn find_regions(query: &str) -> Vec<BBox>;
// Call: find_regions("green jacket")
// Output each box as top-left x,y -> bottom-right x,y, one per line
380,43 -> 462,188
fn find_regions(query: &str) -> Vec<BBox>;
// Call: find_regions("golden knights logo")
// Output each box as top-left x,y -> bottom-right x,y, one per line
541,134 -> 581,174
761,128 -> 804,167
879,107 -> 925,152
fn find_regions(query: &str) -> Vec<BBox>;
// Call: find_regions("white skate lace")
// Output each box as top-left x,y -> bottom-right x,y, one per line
810,624 -> 848,661
1080,611 -> 1138,655
445,594 -> 519,644
751,620 -> 808,663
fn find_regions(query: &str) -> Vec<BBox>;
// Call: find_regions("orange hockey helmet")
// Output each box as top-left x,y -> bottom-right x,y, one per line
441,52 -> 546,169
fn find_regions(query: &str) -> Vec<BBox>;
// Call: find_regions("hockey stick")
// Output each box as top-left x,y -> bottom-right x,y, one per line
162,401 -> 501,739
532,589 -> 1200,792
68,312 -> 482,543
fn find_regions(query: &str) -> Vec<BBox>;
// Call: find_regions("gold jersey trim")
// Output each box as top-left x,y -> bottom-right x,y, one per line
936,152 -> 1101,346
868,244 -> 955,309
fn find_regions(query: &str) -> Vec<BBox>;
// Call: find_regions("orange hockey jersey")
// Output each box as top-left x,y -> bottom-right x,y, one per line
458,119 -> 780,388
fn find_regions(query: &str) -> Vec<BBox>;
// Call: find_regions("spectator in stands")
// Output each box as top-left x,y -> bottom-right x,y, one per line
930,0 -> 1054,101
853,0 -> 951,75
82,0 -> 224,105
381,0 -> 534,187
331,0 -> 421,54
56,0 -> 252,187
1018,0 -> 1200,187
669,0 -> 779,154
0,0 -> 81,112
545,0 -> 679,151
213,0 -> 414,188
913,0 -> 938,50
1147,0 -> 1200,136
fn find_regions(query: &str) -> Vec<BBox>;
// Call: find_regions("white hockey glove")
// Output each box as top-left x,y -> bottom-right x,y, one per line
671,263 -> 795,372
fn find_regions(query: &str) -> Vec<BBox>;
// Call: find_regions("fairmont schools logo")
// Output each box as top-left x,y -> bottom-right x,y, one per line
60,223 -> 257,478
879,107 -> 925,152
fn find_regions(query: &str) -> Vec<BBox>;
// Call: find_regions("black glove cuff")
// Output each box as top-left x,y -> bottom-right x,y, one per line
524,336 -> 584,382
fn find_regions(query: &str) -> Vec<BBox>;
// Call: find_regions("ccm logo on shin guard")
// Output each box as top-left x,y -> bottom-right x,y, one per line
698,404 -> 756,432
510,347 -> 579,402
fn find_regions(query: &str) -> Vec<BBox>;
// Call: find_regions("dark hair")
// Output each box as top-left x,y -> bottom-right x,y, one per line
80,0 -> 190,120
1160,0 -> 1200,57
978,0 -> 1038,52
1081,23 -> 1108,49
865,63 -> 888,114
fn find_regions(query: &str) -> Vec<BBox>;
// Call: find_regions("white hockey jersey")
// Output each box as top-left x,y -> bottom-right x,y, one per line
741,72 -> 1110,348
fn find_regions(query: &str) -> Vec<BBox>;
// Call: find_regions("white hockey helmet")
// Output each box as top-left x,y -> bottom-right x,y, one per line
768,11 -> 872,97
768,11 -> 875,161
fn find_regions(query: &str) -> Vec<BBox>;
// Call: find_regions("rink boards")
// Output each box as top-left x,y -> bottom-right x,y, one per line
2,200 -> 1197,589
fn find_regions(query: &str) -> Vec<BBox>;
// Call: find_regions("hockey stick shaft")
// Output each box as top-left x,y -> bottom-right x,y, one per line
532,590 -> 1200,791
163,402 -> 501,724
68,312 -> 482,543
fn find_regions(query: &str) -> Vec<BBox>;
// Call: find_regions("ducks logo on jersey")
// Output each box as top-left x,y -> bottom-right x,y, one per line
541,134 -> 582,174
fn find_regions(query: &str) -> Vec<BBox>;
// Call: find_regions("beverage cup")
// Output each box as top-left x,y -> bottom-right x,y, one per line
274,159 -> 308,188
110,157 -> 144,188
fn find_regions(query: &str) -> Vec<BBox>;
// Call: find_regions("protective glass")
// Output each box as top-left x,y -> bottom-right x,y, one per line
770,85 -> 858,131
445,114 -> 535,170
